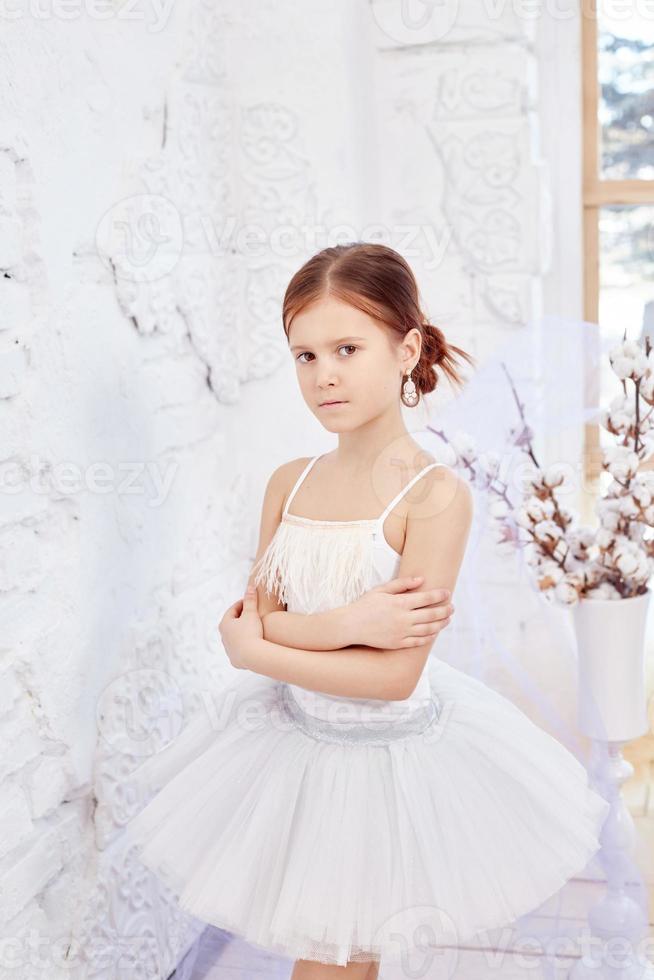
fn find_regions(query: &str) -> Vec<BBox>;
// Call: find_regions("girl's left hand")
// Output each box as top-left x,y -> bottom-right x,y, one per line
218,585 -> 264,670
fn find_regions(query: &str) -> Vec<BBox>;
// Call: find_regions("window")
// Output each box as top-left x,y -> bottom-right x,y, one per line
582,6 -> 654,494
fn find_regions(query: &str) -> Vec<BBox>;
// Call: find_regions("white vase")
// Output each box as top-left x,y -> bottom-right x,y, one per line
572,590 -> 651,742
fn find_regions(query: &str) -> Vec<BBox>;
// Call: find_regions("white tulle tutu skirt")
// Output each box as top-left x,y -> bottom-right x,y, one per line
123,656 -> 610,967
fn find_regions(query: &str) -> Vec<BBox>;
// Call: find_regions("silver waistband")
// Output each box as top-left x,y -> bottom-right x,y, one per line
277,681 -> 442,746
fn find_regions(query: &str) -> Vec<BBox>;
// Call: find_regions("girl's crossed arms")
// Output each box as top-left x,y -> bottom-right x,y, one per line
219,459 -> 473,701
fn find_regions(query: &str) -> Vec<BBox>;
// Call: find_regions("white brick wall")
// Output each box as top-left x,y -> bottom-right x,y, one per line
0,1 -> 582,976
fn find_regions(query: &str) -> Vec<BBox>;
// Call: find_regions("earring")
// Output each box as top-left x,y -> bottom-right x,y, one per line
401,370 -> 419,407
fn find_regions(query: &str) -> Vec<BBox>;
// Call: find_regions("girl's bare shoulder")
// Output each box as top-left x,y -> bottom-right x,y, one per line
264,455 -> 316,509
407,461 -> 473,525
271,455 -> 315,483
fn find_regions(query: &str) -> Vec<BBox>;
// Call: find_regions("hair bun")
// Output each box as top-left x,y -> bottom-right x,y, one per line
413,320 -> 472,397
421,322 -> 446,363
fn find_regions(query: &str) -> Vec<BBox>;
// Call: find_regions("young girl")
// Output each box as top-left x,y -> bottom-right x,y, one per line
125,243 -> 610,979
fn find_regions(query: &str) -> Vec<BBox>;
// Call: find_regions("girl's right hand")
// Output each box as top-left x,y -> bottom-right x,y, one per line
348,576 -> 454,649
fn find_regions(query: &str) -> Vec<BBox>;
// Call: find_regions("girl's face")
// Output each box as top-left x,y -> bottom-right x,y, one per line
287,295 -> 419,432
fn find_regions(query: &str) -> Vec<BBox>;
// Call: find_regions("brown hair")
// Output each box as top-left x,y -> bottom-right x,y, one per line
282,242 -> 475,401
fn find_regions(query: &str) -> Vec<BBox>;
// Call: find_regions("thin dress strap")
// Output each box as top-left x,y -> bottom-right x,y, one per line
283,455 -> 322,517
376,462 -> 447,527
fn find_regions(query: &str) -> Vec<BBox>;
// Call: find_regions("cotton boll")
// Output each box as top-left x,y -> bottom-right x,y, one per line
523,544 -> 541,568
610,393 -> 630,413
604,447 -> 639,481
609,410 -> 632,433
553,539 -> 569,563
597,496 -> 620,514
536,560 -> 565,592
631,483 -> 651,508
542,464 -> 567,489
596,511 -> 618,535
641,373 -> 654,401
596,527 -> 615,549
539,559 -> 565,583
640,437 -> 654,461
565,569 -> 585,588
611,539 -> 651,584
558,505 -> 575,526
621,340 -> 642,359
610,355 -> 636,380
602,444 -> 621,465
533,519 -> 561,543
615,550 -> 640,577
568,528 -> 596,560
604,478 -> 623,497
554,578 -> 581,606
613,533 -> 636,554
478,451 -> 501,481
627,522 -> 646,543
576,527 -> 596,549
610,339 -> 650,379
584,562 -> 605,589
524,496 -> 546,523
619,496 -> 640,519
515,505 -> 534,530
596,504 -> 620,533
489,496 -> 510,519
589,582 -> 622,599
450,430 -> 477,464
603,393 -> 634,433
614,341 -> 649,374
634,351 -> 650,378
542,498 -> 556,519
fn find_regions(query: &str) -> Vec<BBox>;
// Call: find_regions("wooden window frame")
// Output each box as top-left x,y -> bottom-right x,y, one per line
581,7 -> 654,494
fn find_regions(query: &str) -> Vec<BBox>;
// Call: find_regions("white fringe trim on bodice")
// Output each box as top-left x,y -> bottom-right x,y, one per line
252,517 -> 380,615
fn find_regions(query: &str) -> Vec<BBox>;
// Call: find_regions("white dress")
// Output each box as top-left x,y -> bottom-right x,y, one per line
124,455 -> 610,968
